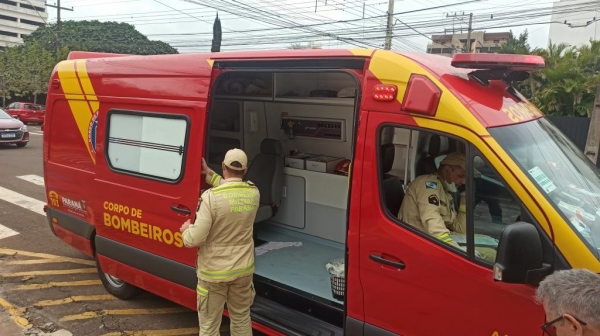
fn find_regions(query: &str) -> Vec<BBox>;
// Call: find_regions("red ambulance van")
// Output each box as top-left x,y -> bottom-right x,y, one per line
43,49 -> 600,335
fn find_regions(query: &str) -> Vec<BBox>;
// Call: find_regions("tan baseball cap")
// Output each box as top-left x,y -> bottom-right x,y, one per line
223,148 -> 248,171
440,152 -> 481,177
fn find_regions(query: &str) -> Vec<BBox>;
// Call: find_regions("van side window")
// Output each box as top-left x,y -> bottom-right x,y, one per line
106,111 -> 189,182
469,154 -> 521,265
378,125 -> 470,258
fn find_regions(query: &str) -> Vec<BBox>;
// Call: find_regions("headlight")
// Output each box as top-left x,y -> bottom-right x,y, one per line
21,125 -> 28,132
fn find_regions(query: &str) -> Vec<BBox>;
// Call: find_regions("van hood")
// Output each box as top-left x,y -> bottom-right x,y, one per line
0,118 -> 24,129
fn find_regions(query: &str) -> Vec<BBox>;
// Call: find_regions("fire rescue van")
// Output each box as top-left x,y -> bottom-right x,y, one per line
42,49 -> 600,336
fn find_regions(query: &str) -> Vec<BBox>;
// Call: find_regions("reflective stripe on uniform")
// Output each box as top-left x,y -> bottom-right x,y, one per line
196,284 -> 208,297
200,263 -> 255,280
438,232 -> 454,243
210,173 -> 221,186
212,184 -> 255,194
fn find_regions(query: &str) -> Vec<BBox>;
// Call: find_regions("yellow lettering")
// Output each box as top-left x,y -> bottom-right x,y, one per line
174,232 -> 184,248
120,218 -> 131,233
140,222 -> 148,238
103,202 -> 109,210
103,213 -> 111,226
163,230 -> 174,245
131,208 -> 142,219
153,226 -> 163,242
131,220 -> 140,235
136,209 -> 142,219
111,215 -> 121,229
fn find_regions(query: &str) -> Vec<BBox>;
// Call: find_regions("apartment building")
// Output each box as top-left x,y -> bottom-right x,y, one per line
426,31 -> 510,57
0,0 -> 47,49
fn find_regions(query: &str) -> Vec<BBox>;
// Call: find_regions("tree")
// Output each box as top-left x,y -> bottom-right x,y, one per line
498,30 -> 531,55
24,20 -> 178,57
1,42 -> 55,103
211,13 -> 222,52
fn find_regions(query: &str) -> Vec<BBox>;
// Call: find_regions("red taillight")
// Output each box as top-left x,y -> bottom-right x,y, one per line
51,79 -> 60,89
401,74 -> 441,116
451,53 -> 545,71
373,84 -> 398,102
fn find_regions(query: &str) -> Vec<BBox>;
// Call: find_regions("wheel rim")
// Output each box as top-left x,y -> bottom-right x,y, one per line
104,273 -> 125,288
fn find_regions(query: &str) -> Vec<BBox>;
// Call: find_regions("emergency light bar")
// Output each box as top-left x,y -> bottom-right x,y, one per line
451,53 -> 545,71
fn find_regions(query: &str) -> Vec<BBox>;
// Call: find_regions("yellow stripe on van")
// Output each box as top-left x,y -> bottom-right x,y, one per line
56,60 -> 96,164
368,50 -> 489,137
75,60 -> 100,113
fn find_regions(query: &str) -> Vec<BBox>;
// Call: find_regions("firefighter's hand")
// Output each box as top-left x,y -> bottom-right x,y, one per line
180,219 -> 192,233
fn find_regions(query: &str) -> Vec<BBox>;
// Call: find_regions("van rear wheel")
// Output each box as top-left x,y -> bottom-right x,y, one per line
96,255 -> 140,300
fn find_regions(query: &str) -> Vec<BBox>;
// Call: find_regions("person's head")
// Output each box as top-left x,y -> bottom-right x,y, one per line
222,148 -> 248,179
438,152 -> 467,188
536,269 -> 600,336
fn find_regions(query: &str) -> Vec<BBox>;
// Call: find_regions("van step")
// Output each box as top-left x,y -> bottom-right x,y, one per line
250,296 -> 343,336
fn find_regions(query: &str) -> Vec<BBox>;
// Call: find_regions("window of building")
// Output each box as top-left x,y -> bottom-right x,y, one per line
493,39 -> 500,43
0,0 -> 17,6
20,19 -> 44,27
0,15 -> 17,22
106,111 -> 189,182
0,30 -> 18,38
19,3 -> 45,12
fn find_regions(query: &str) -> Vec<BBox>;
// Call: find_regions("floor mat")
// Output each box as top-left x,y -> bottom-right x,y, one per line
254,226 -> 345,303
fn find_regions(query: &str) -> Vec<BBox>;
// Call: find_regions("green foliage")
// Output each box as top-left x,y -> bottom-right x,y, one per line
497,30 -> 600,117
498,30 -> 531,54
24,20 -> 178,56
0,20 -> 178,105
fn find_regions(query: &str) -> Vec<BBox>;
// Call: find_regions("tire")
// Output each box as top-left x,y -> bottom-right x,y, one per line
15,143 -> 27,148
96,255 -> 140,300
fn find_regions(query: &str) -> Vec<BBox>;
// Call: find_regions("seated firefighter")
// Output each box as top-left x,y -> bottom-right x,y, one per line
398,152 -> 496,263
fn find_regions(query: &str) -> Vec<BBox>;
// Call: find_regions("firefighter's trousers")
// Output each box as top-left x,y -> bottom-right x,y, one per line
196,274 -> 255,336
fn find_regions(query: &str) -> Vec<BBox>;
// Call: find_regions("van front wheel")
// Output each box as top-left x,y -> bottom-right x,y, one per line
96,256 -> 140,300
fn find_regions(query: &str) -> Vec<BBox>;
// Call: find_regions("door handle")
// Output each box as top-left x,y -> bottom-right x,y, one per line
171,205 -> 191,215
369,254 -> 406,270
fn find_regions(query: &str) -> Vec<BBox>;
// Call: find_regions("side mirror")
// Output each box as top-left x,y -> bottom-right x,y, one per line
493,222 -> 551,285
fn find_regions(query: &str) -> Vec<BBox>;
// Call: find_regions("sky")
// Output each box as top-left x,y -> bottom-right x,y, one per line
40,0 -> 598,53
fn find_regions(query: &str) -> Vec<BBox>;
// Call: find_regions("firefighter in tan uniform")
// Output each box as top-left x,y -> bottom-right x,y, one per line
399,152 -> 496,263
180,149 -> 259,336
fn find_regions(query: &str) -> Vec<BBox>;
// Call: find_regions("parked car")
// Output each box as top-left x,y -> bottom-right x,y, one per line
0,108 -> 29,147
5,102 -> 45,124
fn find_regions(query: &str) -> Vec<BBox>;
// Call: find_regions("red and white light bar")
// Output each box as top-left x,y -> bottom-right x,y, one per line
451,53 -> 545,71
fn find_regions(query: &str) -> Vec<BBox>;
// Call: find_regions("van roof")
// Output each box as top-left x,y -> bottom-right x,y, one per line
60,49 -> 543,131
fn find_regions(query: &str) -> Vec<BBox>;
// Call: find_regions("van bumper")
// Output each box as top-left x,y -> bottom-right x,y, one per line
46,207 -> 95,258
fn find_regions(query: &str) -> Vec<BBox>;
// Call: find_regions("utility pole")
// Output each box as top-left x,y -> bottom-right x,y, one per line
384,0 -> 394,50
466,12 -> 473,53
46,1 -> 73,53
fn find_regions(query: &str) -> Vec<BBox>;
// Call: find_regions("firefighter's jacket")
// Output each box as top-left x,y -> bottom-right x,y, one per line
183,171 -> 260,283
398,173 -> 466,247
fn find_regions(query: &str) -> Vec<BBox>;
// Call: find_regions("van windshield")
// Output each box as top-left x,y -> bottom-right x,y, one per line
489,118 -> 600,260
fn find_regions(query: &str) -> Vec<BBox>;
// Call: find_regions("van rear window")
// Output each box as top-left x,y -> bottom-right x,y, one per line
106,110 -> 189,183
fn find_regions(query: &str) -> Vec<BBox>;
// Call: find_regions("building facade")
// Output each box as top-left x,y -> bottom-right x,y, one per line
426,31 -> 510,57
548,0 -> 600,48
0,0 -> 47,49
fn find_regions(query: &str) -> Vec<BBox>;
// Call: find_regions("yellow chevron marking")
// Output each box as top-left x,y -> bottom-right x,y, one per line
60,307 -> 190,322
101,328 -> 200,336
0,297 -> 31,329
0,268 -> 96,277
15,280 -> 102,290
0,248 -> 95,266
35,295 -> 117,307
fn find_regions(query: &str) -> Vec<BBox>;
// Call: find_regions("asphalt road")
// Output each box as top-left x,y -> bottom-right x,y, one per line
0,126 -> 245,336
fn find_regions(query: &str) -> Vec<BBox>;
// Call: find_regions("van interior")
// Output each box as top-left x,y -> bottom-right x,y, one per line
203,67 -> 517,328
205,69 -> 359,325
